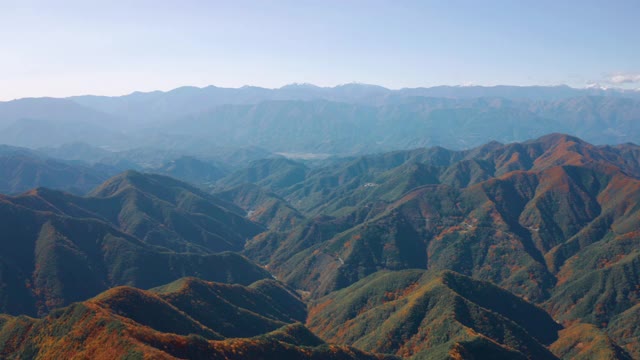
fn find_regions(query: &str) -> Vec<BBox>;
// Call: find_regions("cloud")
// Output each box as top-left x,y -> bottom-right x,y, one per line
607,73 -> 640,84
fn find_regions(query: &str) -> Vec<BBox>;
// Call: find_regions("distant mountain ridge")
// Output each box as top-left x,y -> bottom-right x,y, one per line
68,84 -> 640,123
139,96 -> 638,154
1,84 -> 639,153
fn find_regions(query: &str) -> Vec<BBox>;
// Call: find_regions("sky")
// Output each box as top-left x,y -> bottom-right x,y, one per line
0,0 -> 639,100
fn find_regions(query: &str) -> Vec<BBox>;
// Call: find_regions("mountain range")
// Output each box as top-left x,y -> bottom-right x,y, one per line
0,133 -> 640,358
1,84 -> 640,156
227,133 -> 640,359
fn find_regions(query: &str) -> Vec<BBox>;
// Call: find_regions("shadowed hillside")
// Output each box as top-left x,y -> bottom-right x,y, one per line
9,170 -> 264,253
0,172 -> 270,316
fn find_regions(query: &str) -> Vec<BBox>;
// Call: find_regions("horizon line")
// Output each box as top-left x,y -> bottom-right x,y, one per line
3,82 -> 639,102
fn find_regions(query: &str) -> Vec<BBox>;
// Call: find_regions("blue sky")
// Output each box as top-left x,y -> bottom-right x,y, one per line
1,0 -> 638,100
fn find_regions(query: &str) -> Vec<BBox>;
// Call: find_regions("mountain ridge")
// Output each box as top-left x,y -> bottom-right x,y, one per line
0,171 -> 269,316
3,84 -> 640,153
0,277 -> 397,359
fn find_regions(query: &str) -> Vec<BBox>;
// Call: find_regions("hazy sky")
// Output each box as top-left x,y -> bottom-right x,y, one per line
1,0 -> 639,100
